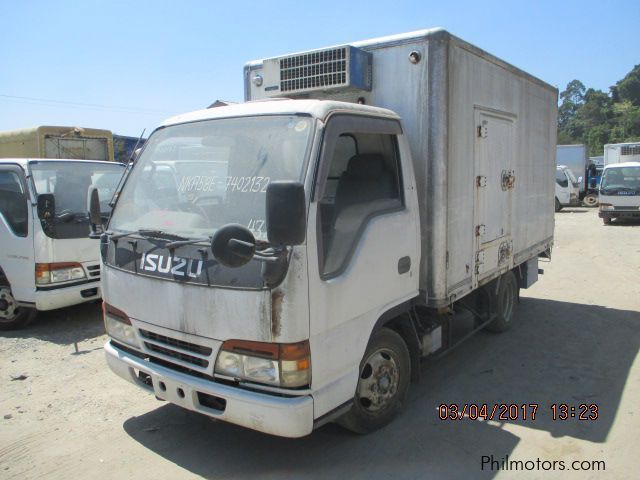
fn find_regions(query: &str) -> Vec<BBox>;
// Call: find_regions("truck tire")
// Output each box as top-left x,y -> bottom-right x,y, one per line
582,193 -> 598,207
485,271 -> 519,333
337,328 -> 411,434
555,198 -> 562,212
0,286 -> 36,331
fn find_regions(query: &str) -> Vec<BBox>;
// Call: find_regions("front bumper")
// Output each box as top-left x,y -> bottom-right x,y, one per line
35,281 -> 101,310
105,341 -> 314,437
599,209 -> 640,219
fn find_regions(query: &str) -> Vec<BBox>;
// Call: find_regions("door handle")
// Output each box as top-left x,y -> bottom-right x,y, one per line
398,256 -> 411,274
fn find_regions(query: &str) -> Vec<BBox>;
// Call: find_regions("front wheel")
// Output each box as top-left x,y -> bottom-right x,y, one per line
602,216 -> 612,225
337,328 -> 411,434
0,287 -> 36,330
485,271 -> 519,333
555,198 -> 562,212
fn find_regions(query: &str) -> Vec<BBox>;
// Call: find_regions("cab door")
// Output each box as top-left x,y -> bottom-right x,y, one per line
306,115 -> 419,418
555,168 -> 570,205
0,164 -> 35,304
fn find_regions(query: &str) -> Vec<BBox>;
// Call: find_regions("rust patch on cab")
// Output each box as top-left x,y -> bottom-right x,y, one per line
271,290 -> 284,338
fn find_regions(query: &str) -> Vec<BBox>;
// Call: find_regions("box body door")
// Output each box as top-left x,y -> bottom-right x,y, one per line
473,109 -> 516,285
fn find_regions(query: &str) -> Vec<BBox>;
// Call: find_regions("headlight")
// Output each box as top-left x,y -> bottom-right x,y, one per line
599,203 -> 614,211
103,302 -> 140,349
35,262 -> 86,285
215,339 -> 310,388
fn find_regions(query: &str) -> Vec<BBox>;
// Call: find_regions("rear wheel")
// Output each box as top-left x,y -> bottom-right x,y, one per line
485,271 -> 519,333
0,287 -> 36,330
337,328 -> 411,434
583,193 -> 598,207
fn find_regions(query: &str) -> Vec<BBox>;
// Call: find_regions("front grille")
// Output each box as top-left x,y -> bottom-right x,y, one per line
139,329 -> 213,370
139,329 -> 212,356
145,343 -> 209,368
280,47 -> 347,92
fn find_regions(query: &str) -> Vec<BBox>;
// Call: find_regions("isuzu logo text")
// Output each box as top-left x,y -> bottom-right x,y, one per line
140,253 -> 203,278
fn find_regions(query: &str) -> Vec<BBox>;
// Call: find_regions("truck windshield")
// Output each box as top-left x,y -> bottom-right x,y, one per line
600,166 -> 640,192
109,115 -> 313,241
30,161 -> 126,239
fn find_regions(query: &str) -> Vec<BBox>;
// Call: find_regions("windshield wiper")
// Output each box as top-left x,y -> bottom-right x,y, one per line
56,211 -> 88,223
109,229 -> 191,241
164,237 -> 211,249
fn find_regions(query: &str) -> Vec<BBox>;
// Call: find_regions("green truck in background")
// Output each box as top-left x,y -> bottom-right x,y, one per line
0,126 -> 114,161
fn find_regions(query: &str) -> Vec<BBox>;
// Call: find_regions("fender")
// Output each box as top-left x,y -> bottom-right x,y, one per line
369,297 -> 421,383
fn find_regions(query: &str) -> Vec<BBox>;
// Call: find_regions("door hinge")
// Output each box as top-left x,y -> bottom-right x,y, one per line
476,175 -> 487,187
477,120 -> 488,138
475,224 -> 486,237
475,250 -> 485,274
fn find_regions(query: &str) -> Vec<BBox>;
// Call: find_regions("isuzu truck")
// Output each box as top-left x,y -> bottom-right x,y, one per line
598,162 -> 640,224
0,158 -> 125,329
97,29 -> 557,437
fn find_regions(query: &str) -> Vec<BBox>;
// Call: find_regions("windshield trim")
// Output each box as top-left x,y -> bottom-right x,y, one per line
106,113 -> 317,237
600,166 -> 640,190
28,160 -> 125,199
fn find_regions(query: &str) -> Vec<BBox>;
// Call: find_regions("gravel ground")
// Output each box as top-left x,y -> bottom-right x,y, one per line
1,208 -> 639,479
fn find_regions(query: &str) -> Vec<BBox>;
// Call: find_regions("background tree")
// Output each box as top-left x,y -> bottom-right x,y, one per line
556,66 -> 640,156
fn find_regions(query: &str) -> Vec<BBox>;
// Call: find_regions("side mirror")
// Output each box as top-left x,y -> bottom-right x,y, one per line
87,186 -> 103,238
211,224 -> 256,268
36,194 -> 55,220
266,181 -> 306,246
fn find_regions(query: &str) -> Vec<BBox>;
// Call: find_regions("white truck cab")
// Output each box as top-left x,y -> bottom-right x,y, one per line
598,162 -> 640,225
0,158 -> 125,329
555,165 -> 580,211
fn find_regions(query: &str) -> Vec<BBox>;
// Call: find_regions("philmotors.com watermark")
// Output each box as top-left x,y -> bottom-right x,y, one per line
481,455 -> 606,472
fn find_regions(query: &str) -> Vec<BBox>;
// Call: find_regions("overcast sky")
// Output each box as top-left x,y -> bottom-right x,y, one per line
1,0 -> 638,137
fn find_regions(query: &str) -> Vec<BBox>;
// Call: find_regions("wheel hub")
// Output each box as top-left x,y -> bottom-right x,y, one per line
357,349 -> 399,412
0,288 -> 18,320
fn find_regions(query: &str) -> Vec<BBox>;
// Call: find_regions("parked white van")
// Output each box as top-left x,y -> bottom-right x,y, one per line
555,165 -> 580,211
598,162 -> 640,225
0,158 -> 125,329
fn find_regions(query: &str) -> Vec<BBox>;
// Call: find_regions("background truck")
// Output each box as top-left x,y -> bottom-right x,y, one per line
604,142 -> 640,166
555,165 -> 580,211
98,28 -> 557,437
598,161 -> 640,225
556,144 -> 600,206
0,158 -> 125,329
0,126 -> 114,162
113,134 -> 146,163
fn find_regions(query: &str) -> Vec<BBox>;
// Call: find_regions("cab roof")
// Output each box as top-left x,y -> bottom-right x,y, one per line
0,158 -> 123,170
603,161 -> 640,170
160,99 -> 400,128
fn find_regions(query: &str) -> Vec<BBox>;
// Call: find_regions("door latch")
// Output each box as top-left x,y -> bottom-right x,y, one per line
501,170 -> 516,191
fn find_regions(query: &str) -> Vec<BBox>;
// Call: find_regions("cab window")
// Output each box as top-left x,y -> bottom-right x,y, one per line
555,170 -> 568,188
0,170 -> 28,237
318,132 -> 403,278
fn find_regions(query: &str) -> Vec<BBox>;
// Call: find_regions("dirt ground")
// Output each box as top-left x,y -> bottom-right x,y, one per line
1,208 -> 639,479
